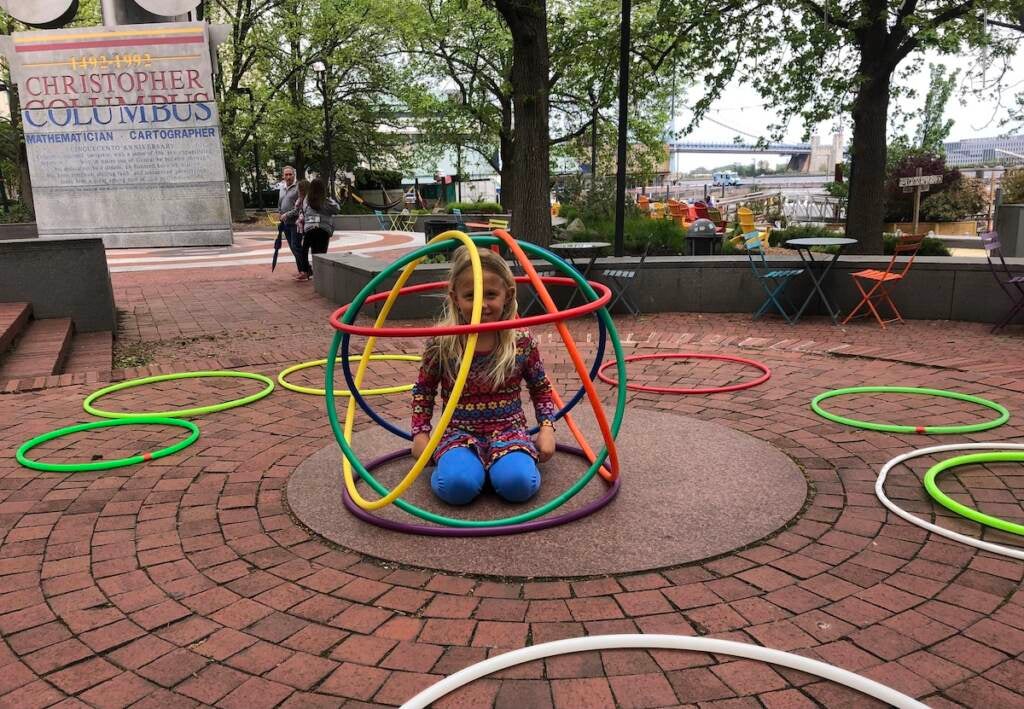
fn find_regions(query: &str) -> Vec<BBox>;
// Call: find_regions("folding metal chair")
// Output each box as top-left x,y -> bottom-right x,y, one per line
743,231 -> 804,323
451,208 -> 467,231
980,230 -> 1024,332
373,210 -> 389,230
600,238 -> 651,315
842,233 -> 924,329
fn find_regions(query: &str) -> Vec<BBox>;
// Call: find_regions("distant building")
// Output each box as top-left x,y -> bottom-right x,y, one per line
944,135 -> 1024,167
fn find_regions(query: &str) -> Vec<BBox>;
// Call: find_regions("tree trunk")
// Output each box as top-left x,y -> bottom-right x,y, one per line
499,132 -> 516,215
845,65 -> 891,254
226,160 -> 247,221
494,0 -> 551,247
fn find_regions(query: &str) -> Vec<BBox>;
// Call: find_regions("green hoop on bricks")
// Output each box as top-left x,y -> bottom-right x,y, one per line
811,386 -> 1009,434
16,417 -> 200,472
923,451 -> 1024,536
83,370 -> 275,419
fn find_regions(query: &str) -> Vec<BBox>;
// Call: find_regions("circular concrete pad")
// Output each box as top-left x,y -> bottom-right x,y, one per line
287,410 -> 807,577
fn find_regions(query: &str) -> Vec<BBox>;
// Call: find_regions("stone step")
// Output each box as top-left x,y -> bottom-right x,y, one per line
63,330 -> 113,373
0,302 -> 32,354
0,317 -> 73,380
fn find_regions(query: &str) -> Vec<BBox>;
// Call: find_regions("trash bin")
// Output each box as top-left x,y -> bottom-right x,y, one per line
422,218 -> 458,245
686,218 -> 721,256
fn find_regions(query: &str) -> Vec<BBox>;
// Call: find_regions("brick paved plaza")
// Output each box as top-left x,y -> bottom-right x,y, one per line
2,260 -> 1023,708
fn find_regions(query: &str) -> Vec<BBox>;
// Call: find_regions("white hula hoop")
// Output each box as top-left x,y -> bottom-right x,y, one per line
876,442 -> 1024,561
400,634 -> 929,709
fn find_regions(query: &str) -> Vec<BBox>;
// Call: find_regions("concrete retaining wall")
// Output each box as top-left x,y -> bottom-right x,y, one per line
0,237 -> 116,332
313,251 -> 1024,325
0,223 -> 38,240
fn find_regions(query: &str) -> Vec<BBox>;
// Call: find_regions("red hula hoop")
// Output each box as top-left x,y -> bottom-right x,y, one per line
597,353 -> 772,395
329,276 -> 612,337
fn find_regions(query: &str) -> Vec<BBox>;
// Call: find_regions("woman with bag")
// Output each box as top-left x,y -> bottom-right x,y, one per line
297,178 -> 339,281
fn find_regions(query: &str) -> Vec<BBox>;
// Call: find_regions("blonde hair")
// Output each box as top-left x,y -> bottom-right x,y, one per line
430,246 -> 518,388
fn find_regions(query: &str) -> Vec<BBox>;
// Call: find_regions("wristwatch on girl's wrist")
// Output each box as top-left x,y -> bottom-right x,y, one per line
540,420 -> 555,430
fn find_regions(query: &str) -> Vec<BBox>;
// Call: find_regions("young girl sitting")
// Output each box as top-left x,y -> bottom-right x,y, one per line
411,246 -> 557,505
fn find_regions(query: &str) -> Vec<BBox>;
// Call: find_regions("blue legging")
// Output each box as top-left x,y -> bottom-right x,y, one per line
431,447 -> 540,505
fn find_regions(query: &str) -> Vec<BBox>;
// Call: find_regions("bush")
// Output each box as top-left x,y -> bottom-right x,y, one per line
767,224 -> 838,247
0,202 -> 33,223
447,201 -> 503,214
884,153 -> 963,222
1002,168 -> 1024,204
569,215 -> 685,255
883,234 -> 950,256
353,167 -> 403,190
920,178 -> 985,221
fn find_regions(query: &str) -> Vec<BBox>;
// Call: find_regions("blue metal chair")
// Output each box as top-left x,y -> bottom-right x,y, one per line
373,210 -> 389,230
451,208 -> 467,231
743,231 -> 804,323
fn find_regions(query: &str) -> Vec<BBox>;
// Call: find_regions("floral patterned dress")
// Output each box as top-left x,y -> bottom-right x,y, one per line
411,329 -> 557,466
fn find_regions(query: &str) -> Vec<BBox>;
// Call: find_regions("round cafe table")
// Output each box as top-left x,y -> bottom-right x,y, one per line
784,237 -> 858,324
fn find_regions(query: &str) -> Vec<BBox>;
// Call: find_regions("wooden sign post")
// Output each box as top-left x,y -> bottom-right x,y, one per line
898,168 -> 943,235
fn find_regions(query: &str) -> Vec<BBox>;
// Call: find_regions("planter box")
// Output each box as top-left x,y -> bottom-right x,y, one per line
314,251 -> 1024,325
884,221 -> 978,236
331,213 -> 512,233
995,204 -> 1024,257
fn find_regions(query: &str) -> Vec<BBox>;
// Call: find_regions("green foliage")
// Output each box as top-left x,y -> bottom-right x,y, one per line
920,178 -> 986,221
1002,168 -> 1024,204
570,215 -> 686,255
884,152 -> 964,222
354,168 -> 403,190
883,235 -> 950,256
768,225 -> 838,247
823,181 -> 848,200
447,202 -> 503,214
0,202 -> 33,224
915,64 -> 958,154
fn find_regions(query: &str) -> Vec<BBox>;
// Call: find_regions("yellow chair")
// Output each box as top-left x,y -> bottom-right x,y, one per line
650,202 -> 666,220
733,207 -> 770,246
488,218 -> 509,230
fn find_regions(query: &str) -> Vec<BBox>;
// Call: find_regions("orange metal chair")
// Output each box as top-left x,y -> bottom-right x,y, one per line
842,233 -> 925,328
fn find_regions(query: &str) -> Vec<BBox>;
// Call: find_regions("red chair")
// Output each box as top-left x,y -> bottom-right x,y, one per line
693,202 -> 725,233
842,233 -> 925,328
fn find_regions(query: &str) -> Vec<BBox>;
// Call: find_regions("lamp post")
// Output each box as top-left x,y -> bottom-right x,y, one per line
312,60 -> 335,198
238,87 -> 261,209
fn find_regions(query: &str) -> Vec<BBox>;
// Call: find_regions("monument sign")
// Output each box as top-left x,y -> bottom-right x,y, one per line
1,21 -> 232,247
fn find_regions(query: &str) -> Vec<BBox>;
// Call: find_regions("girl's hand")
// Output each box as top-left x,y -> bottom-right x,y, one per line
411,433 -> 431,459
536,425 -> 556,463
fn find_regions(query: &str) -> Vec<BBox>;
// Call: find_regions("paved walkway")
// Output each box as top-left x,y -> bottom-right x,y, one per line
1,257 -> 1023,708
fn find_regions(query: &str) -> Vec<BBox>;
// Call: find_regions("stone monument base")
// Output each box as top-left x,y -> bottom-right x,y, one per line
75,228 -> 233,249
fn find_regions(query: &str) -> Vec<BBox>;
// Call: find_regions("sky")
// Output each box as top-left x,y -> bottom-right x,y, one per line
670,48 -> 1024,173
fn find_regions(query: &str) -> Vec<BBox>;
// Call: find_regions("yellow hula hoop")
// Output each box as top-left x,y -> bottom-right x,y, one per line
342,230 -> 482,510
278,355 -> 421,396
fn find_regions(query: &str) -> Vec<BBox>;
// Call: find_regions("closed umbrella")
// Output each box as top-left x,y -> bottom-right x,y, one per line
271,229 -> 283,272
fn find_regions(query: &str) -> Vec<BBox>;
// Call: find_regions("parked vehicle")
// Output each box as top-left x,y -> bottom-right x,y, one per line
712,171 -> 741,187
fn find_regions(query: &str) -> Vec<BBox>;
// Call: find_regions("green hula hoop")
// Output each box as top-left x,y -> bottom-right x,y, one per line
84,370 -> 275,419
923,451 -> 1024,536
278,355 -> 421,397
811,386 -> 1009,434
16,417 -> 200,472
326,233 -> 628,528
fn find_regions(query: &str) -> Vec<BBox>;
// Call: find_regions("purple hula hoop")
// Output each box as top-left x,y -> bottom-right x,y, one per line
342,444 -> 620,537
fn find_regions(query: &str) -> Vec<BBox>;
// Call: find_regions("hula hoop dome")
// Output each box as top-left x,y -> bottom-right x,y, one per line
324,230 -> 628,535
